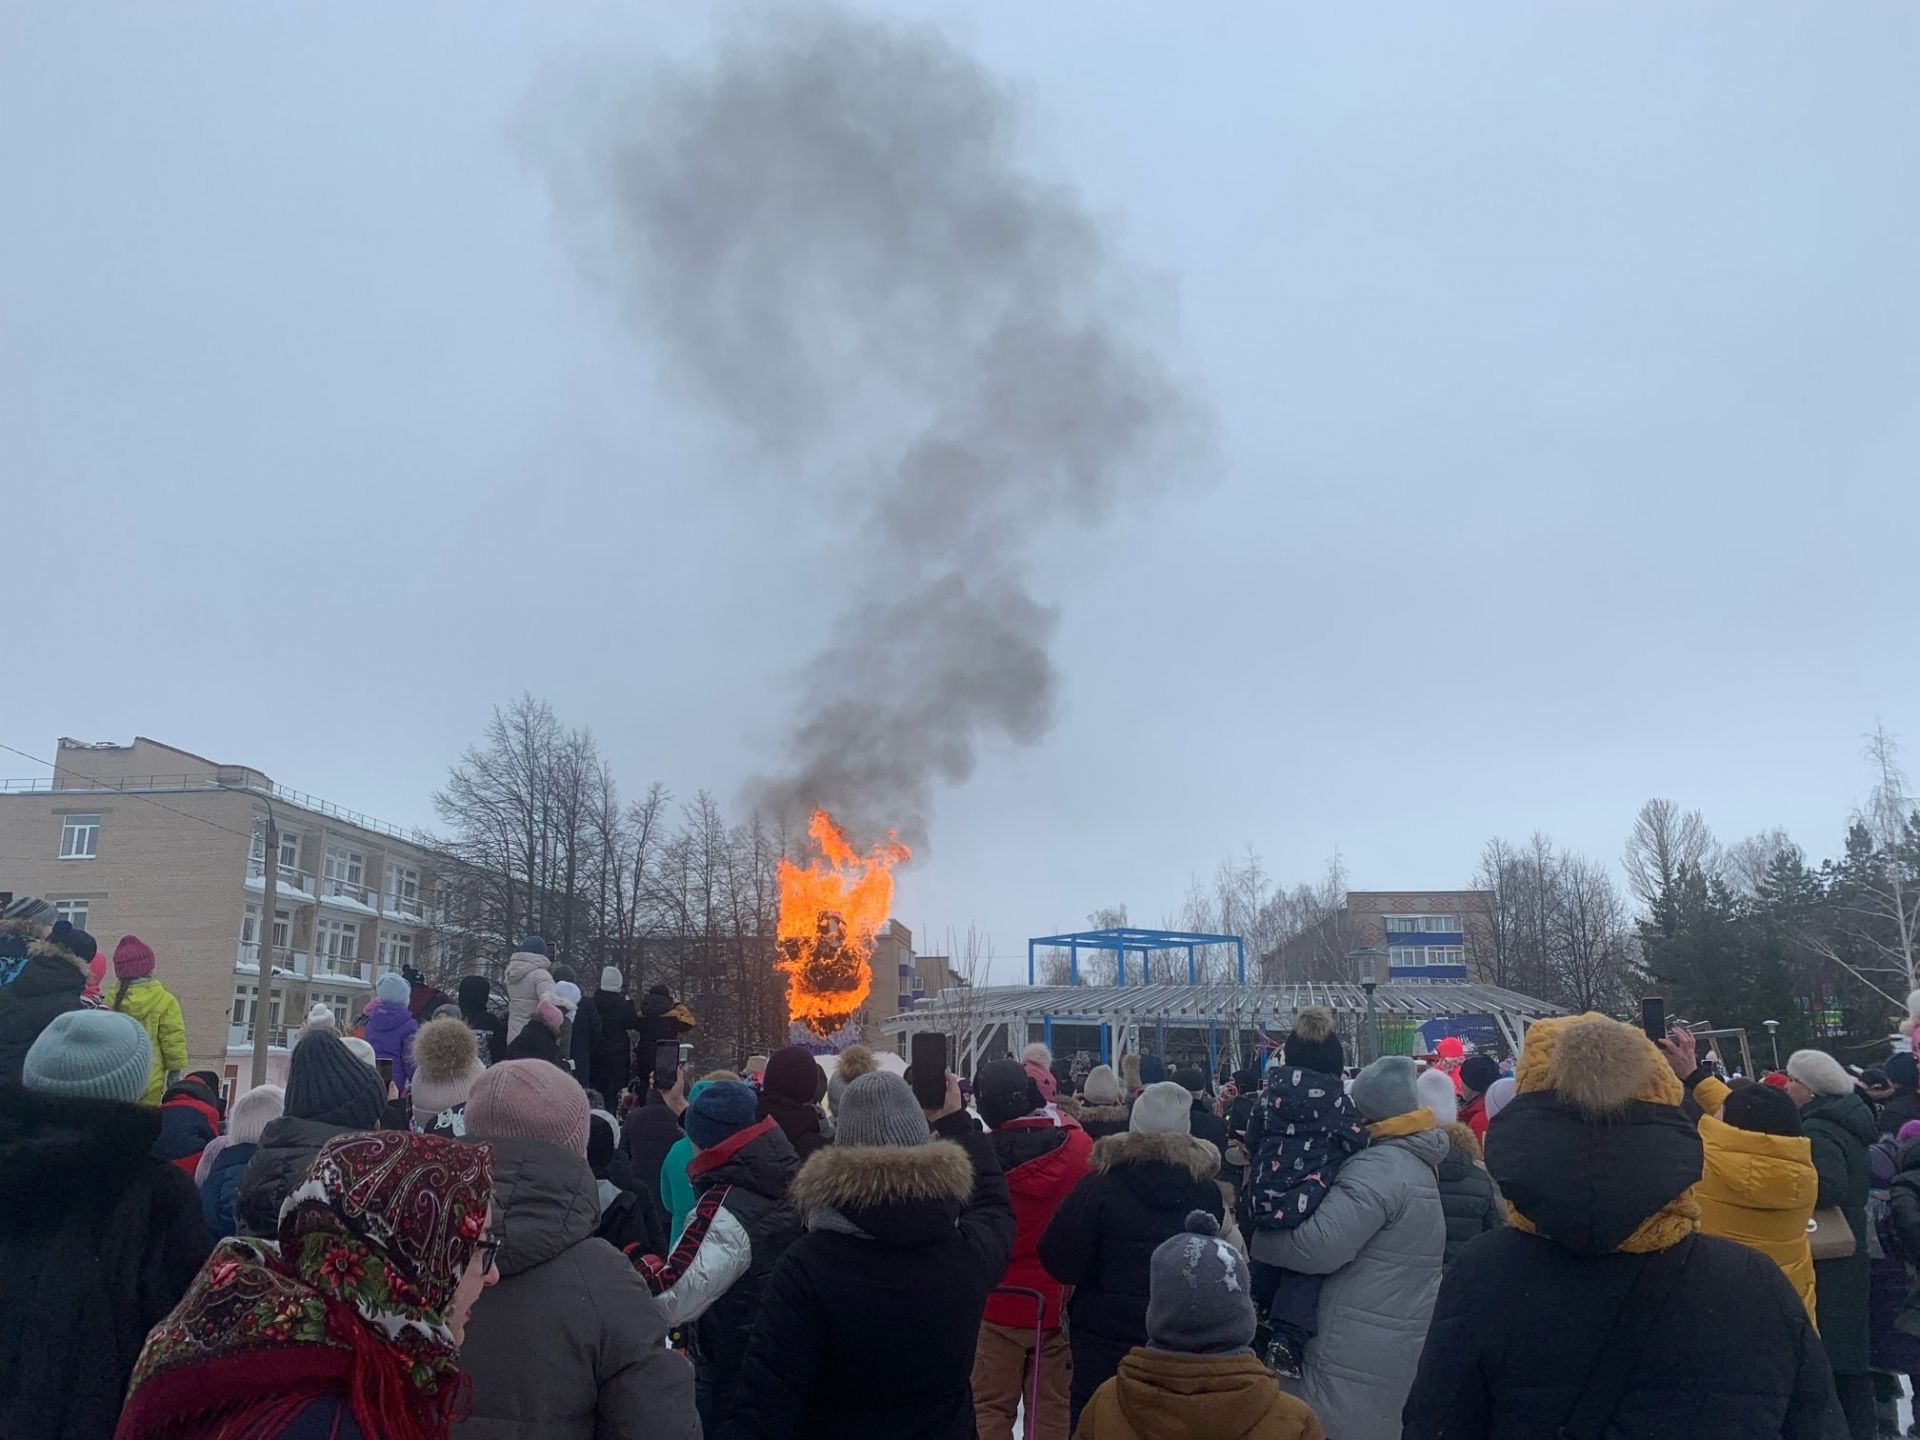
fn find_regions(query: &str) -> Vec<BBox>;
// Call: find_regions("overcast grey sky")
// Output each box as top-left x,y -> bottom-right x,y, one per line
5,3 -> 1915,983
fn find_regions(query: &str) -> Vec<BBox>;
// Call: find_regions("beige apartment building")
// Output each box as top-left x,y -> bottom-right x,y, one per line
0,736 -> 467,1098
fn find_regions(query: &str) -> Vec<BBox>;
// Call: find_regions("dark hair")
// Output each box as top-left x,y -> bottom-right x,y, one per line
110,978 -> 133,1012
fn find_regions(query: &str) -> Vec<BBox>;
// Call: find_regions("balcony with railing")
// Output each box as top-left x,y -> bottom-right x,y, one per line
227,1022 -> 295,1051
318,874 -> 380,916
245,857 -> 316,904
234,943 -> 313,979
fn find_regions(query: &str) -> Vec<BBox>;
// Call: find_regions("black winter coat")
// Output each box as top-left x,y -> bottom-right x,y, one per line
1036,1129 -> 1227,1427
721,1117 -> 1015,1440
590,990 -> 641,1100
758,1089 -> 830,1161
1803,1089 -> 1876,1376
234,1116 -> 360,1238
459,1003 -> 507,1070
0,1087 -> 211,1440
1243,1063 -> 1368,1229
0,949 -> 86,1084
1876,1087 -> 1920,1140
631,990 -> 694,1065
1406,1088 -> 1840,1440
620,1099 -> 683,1207
686,1118 -> 803,1434
1435,1123 -> 1505,1266
1186,1095 -> 1231,1165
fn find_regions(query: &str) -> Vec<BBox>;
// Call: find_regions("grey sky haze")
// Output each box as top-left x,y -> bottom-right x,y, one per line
4,3 -> 1916,982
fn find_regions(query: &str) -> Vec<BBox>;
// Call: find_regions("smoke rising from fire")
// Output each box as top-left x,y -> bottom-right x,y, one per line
538,8 -> 1202,845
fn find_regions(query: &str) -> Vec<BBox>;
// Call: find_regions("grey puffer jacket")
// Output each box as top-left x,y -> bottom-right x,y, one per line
455,1135 -> 698,1440
1250,1124 -> 1447,1440
1435,1121 -> 1506,1265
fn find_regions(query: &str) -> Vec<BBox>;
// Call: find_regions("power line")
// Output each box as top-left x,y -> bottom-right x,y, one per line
0,739 -> 262,845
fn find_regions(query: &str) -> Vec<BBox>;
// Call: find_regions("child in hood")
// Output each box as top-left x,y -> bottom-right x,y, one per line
362,972 -> 419,1092
1243,1006 -> 1370,1379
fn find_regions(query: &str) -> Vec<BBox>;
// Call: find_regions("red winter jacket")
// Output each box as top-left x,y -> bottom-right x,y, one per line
1459,1091 -> 1489,1144
984,1108 -> 1094,1330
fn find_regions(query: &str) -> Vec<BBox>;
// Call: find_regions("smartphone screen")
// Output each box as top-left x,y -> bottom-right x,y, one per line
909,1033 -> 948,1111
377,1057 -> 394,1090
654,1040 -> 681,1091
1640,997 -> 1666,1043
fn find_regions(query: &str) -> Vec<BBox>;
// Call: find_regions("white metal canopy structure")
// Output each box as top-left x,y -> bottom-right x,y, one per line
884,980 -> 1565,1077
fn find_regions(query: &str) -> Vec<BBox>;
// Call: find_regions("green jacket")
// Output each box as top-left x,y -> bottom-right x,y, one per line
1803,1089 -> 1876,1375
111,977 -> 188,1105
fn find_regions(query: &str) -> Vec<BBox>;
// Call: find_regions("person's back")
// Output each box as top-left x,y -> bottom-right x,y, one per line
362,973 -> 419,1089
1404,1012 -> 1838,1440
0,925 -> 89,1083
1434,1122 -> 1505,1266
1076,1064 -> 1132,1140
0,1010 -> 210,1440
105,936 -> 188,1105
234,1031 -> 385,1237
457,1061 -> 697,1440
457,974 -> 507,1068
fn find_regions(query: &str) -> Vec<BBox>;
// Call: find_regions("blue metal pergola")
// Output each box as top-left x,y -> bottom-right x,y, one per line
1028,927 -> 1246,987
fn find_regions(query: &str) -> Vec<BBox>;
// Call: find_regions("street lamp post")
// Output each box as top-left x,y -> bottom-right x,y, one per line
251,800 -> 280,1089
1763,1019 -> 1780,1072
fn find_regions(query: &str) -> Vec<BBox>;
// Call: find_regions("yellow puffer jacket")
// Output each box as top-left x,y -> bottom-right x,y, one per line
110,977 -> 189,1105
1692,1073 -> 1819,1326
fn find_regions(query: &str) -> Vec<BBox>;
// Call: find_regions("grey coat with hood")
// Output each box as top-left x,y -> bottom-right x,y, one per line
455,1135 -> 698,1440
1251,1125 -> 1448,1440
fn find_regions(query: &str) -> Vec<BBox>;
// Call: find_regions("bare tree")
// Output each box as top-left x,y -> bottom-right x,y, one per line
1623,798 -> 1718,919
1722,828 -> 1800,899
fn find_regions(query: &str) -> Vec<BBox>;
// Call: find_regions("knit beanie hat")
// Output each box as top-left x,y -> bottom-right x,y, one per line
517,934 -> 547,957
765,1045 -> 821,1105
1460,1054 -> 1502,1097
23,1010 -> 152,1103
1082,1064 -> 1123,1106
1416,1066 -> 1459,1126
467,1058 -> 590,1157
599,966 -> 623,993
1786,1049 -> 1854,1098
1130,1081 -> 1194,1135
975,1059 -> 1041,1130
1146,1211 -> 1256,1355
284,1030 -> 387,1128
343,1037 -> 379,1070
835,1071 -> 931,1148
1173,1064 -> 1210,1096
112,933 -> 156,981
686,1079 -> 761,1149
1723,1083 -> 1803,1138
1137,1055 -> 1168,1087
1901,1119 -> 1920,1147
304,1002 -> 337,1033
828,1045 -> 879,1112
375,972 -> 410,1006
1350,1055 -> 1421,1123
1021,1042 -> 1058,1102
1890,1053 -> 1920,1092
411,1016 -> 484,1117
228,1084 -> 286,1145
1282,1006 -> 1343,1076
1485,1076 -> 1518,1120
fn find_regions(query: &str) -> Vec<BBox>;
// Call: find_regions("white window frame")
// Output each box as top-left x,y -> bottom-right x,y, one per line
251,826 -> 300,870
230,981 -> 284,1031
324,845 -> 365,888
241,904 -> 293,951
377,927 -> 414,972
385,863 -> 419,906
53,898 -> 90,930
1384,914 -> 1463,935
58,815 -> 101,860
316,917 -> 359,965
310,989 -> 354,1030
1389,946 -> 1428,968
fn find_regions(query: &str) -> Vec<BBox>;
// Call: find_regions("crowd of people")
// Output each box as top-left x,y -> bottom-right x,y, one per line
3,893 -> 1919,1437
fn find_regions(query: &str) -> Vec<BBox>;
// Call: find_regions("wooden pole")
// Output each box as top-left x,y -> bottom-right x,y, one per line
250,817 -> 278,1088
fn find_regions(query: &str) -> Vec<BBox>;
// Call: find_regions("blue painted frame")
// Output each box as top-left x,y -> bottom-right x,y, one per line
1026,927 -> 1247,987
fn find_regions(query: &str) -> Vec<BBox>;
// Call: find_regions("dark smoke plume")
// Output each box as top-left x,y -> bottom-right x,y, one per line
537,8 -> 1202,845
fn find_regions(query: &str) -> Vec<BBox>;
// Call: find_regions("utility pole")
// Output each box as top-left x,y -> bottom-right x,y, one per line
250,811 -> 279,1088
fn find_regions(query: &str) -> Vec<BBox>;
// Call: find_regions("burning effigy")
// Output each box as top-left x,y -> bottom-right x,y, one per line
778,809 -> 910,1051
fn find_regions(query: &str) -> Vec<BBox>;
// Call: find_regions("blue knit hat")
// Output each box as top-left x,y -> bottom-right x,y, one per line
517,934 -> 547,957
685,1079 -> 759,1150
23,1010 -> 152,1103
375,972 -> 411,1006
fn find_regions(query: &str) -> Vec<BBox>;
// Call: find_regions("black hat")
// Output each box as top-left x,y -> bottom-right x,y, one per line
1281,1006 -> 1344,1076
1460,1055 -> 1502,1096
588,1112 -> 616,1177
284,1030 -> 386,1128
458,975 -> 493,1012
1173,1064 -> 1210,1096
1723,1083 -> 1803,1138
975,1058 -> 1040,1130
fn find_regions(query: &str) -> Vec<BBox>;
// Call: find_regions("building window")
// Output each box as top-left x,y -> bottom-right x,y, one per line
1389,946 -> 1427,968
1384,914 -> 1462,935
324,846 -> 365,888
53,899 -> 90,931
310,989 -> 354,1030
58,815 -> 101,860
377,928 -> 413,972
386,863 -> 419,906
241,905 -> 293,952
316,918 -> 359,967
230,982 -> 284,1032
252,825 -> 300,870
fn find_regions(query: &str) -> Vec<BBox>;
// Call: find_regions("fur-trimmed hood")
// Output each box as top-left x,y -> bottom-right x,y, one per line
1514,1011 -> 1681,1114
791,1140 -> 975,1248
25,933 -> 89,980
1091,1128 -> 1220,1182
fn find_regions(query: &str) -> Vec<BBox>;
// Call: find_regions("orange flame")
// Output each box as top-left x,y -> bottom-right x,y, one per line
777,809 -> 911,1032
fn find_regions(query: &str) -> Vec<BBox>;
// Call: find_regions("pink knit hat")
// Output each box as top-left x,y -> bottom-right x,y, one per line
466,1059 -> 589,1157
112,934 -> 156,981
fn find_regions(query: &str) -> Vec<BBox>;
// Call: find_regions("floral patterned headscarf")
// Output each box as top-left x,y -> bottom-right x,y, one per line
118,1130 -> 494,1440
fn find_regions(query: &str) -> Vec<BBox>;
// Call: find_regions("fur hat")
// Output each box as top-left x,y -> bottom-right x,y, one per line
828,1044 -> 878,1113
1350,1055 -> 1421,1122
467,1058 -> 590,1156
835,1071 -> 930,1149
1513,1012 -> 1682,1113
411,1016 -> 484,1117
1282,1005 -> 1343,1076
1130,1081 -> 1194,1136
1786,1049 -> 1854,1098
375,972 -> 410,1006
1417,1066 -> 1459,1126
227,1083 -> 286,1145
1146,1211 -> 1256,1355
1082,1063 -> 1123,1106
1120,1053 -> 1142,1093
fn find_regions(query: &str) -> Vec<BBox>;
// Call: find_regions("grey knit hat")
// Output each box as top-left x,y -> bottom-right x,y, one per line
23,1010 -> 152,1103
835,1071 -> 931,1148
1350,1054 -> 1421,1122
1146,1211 -> 1256,1355
284,1030 -> 386,1128
1082,1064 -> 1122,1106
1130,1080 -> 1194,1135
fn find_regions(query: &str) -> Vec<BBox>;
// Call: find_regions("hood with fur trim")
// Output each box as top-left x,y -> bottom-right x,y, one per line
791,1139 -> 974,1248
1091,1129 -> 1220,1182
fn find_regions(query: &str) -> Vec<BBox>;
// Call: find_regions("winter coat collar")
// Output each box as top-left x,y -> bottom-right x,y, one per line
689,1115 -> 799,1200
6,950 -> 85,999
1436,1121 -> 1485,1182
0,1086 -> 162,1213
482,1135 -> 602,1278
760,1090 -> 825,1148
1074,1103 -> 1131,1128
791,1139 -> 974,1247
25,932 -> 89,978
1090,1129 -> 1220,1182
1368,1107 -> 1437,1141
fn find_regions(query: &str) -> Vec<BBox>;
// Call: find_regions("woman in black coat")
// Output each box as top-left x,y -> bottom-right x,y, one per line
590,968 -> 644,1100
0,927 -> 88,1084
721,1073 -> 1014,1440
1035,1091 -> 1227,1431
